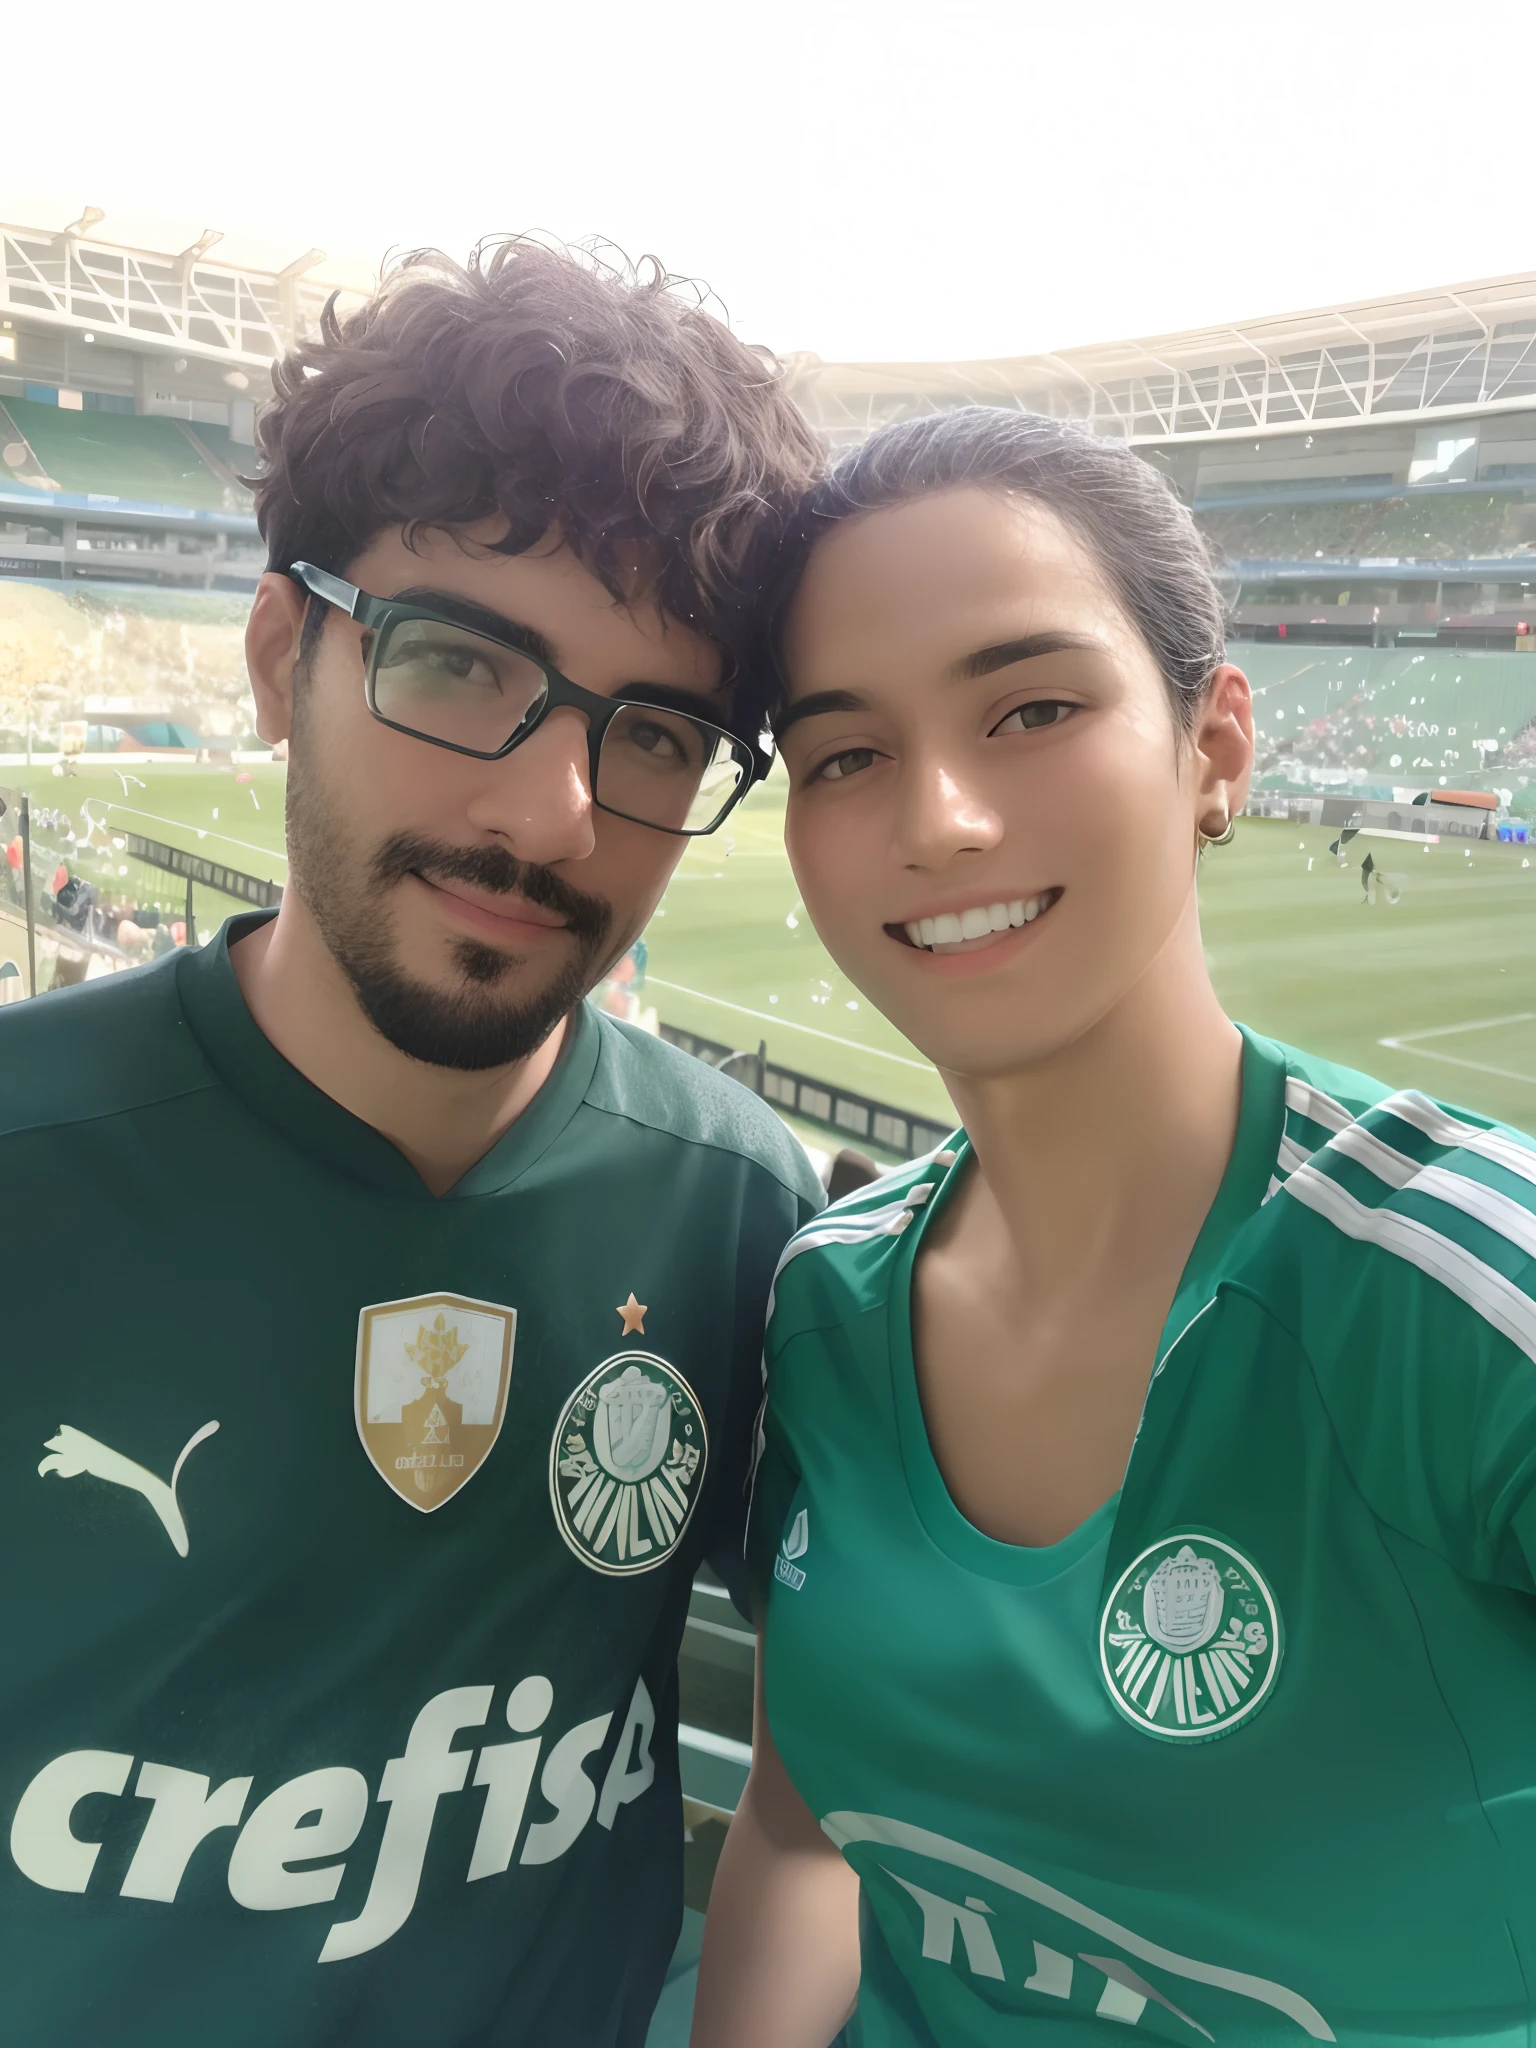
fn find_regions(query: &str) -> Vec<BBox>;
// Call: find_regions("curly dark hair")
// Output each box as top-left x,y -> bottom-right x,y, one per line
251,237 -> 825,688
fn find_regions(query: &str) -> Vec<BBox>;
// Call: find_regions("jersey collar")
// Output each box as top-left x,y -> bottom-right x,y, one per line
1161,1024 -> 1289,1340
1103,1027 -> 1293,1592
174,910 -> 601,1199
885,1025 -> 1289,1586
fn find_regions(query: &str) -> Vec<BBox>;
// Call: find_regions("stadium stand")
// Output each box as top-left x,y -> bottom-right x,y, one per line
1198,490 -> 1536,565
0,399 -> 242,512
1241,645 -> 1536,788
1367,492 -> 1532,560
182,422 -> 259,487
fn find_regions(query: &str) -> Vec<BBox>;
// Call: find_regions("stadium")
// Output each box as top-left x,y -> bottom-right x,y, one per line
5,211 -> 1535,1115
5,210 -> 1536,2040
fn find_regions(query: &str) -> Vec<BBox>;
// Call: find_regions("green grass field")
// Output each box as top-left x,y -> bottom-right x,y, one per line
6,757 -> 1536,1132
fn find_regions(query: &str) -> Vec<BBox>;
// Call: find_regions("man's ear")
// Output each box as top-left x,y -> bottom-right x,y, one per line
1192,663 -> 1255,833
245,572 -> 309,746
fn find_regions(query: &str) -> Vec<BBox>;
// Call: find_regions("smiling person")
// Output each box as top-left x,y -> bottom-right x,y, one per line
692,408 -> 1536,2046
0,240 -> 825,2048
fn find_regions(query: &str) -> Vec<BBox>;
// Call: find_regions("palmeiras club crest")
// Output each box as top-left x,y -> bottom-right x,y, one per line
354,1294 -> 515,1512
1099,1531 -> 1283,1743
549,1351 -> 707,1576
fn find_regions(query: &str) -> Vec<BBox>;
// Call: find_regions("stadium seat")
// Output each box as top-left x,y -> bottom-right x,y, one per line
0,400 -> 243,512
1200,492 -> 1533,564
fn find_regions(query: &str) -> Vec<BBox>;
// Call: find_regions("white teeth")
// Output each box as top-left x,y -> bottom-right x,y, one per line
902,892 -> 1054,950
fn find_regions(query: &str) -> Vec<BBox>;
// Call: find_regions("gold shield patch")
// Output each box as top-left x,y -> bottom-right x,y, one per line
354,1294 -> 515,1512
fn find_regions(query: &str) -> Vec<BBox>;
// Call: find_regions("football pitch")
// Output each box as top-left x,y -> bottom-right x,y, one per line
6,757 -> 1536,1136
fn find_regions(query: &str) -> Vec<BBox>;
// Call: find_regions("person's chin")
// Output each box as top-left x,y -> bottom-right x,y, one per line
394,906 -> 564,987
869,971 -> 1054,1074
436,937 -> 569,998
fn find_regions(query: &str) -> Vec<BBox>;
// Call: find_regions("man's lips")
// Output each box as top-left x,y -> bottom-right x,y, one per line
410,871 -> 571,944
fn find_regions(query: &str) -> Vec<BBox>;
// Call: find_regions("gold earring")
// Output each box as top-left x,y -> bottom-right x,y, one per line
1198,812 -> 1236,851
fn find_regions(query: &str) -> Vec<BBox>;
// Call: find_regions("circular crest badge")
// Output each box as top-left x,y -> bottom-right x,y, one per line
1099,1531 -> 1282,1743
549,1352 -> 707,1576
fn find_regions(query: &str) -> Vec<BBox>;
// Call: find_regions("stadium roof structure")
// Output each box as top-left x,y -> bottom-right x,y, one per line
785,272 -> 1536,447
0,210 -> 357,371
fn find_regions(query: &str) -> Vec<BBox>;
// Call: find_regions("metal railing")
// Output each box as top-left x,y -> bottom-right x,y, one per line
1,818 -> 944,1161
659,1022 -> 947,1162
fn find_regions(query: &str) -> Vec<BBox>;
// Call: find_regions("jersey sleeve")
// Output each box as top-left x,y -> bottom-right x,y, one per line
702,1171 -> 823,1615
744,1417 -> 800,1623
1276,1090 -> 1536,1592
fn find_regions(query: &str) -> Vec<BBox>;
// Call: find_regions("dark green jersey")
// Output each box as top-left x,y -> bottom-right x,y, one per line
752,1026 -> 1536,2044
0,913 -> 821,2048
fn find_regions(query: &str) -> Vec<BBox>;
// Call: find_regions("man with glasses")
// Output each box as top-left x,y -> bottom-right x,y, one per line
0,240 -> 824,2047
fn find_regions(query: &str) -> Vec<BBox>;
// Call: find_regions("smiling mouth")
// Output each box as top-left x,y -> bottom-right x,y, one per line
887,889 -> 1062,955
413,871 -> 569,934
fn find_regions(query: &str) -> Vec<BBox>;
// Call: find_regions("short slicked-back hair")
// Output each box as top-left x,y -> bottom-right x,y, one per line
753,406 -> 1229,734
251,237 -> 825,689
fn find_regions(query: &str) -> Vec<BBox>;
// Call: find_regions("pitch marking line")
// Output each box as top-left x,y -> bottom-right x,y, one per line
646,977 -> 934,1074
1379,1012 -> 1536,1089
102,803 -> 289,867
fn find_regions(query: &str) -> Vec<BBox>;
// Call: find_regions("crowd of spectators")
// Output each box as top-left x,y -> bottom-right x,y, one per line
1199,491 -> 1534,563
4,814 -> 186,967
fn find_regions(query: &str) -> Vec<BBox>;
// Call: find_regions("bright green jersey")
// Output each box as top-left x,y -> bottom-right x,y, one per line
0,913 -> 821,2048
750,1025 -> 1536,2045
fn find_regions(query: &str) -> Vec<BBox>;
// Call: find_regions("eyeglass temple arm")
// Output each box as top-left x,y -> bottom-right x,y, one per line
289,561 -> 361,618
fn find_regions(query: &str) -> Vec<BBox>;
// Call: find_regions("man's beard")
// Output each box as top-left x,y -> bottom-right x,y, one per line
286,753 -> 614,1072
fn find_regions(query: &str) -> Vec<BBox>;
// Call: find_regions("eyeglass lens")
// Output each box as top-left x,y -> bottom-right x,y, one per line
370,616 -> 749,833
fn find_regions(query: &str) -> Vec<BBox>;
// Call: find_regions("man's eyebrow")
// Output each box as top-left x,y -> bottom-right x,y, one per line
617,682 -> 734,724
389,586 -> 558,667
775,688 -> 867,736
387,589 -> 727,713
953,632 -> 1105,681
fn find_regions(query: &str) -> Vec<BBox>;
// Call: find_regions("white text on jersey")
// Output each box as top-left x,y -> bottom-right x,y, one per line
8,1672 -> 656,1962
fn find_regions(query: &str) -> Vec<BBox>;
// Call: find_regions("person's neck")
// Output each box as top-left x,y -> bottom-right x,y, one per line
229,899 -> 568,1197
940,902 -> 1244,1306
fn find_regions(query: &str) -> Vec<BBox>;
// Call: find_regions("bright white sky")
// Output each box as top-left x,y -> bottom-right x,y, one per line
9,0 -> 1533,364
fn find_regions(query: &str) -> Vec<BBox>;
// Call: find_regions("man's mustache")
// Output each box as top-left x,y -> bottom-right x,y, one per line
372,833 -> 612,947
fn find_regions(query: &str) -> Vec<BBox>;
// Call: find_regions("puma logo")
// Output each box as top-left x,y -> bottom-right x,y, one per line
38,1421 -> 220,1557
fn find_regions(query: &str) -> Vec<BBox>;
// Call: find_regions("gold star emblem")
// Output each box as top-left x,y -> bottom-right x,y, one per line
616,1291 -> 648,1337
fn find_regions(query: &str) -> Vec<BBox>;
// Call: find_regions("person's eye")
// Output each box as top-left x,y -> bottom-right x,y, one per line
991,699 -> 1076,737
811,746 -> 880,784
628,720 -> 686,762
428,648 -> 494,685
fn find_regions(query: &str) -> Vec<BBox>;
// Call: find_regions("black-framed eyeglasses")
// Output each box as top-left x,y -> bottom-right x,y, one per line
287,562 -> 769,838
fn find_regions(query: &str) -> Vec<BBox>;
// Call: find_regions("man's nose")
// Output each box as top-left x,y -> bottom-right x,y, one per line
466,708 -> 598,865
893,755 -> 1004,871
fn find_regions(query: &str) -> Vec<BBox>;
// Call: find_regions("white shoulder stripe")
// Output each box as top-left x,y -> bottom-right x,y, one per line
1283,1077 -> 1354,1134
763,1200 -> 913,1346
1282,1162 -> 1536,1363
1275,1133 -> 1311,1176
1414,1164 -> 1536,1265
771,1199 -> 912,1283
1313,1108 -> 1536,1265
1377,1090 -> 1536,1191
1325,1121 -> 1418,1189
816,1163 -> 935,1226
